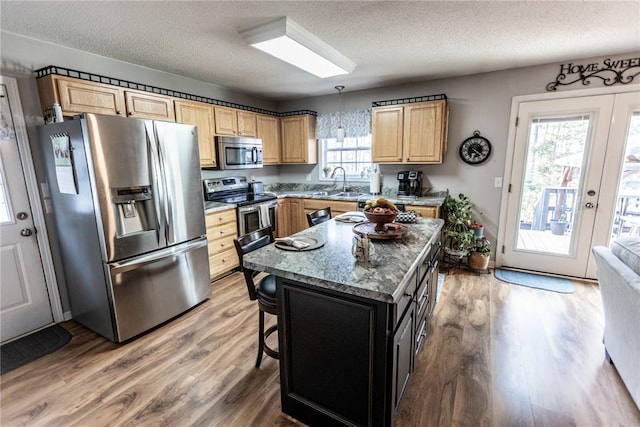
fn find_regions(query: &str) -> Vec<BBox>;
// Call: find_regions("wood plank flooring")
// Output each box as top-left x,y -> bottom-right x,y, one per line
1,270 -> 639,426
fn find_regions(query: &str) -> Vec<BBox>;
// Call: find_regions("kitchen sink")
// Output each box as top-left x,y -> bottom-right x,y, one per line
332,192 -> 364,198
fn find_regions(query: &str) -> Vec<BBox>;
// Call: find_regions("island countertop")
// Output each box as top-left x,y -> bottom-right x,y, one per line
242,217 -> 444,303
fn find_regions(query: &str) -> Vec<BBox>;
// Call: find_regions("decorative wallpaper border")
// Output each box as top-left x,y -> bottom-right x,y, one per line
371,93 -> 447,107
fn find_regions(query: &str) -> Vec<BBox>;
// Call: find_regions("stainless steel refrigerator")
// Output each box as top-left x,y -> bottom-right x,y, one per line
37,113 -> 210,342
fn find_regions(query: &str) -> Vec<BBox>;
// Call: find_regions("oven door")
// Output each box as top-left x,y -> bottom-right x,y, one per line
238,201 -> 277,236
219,142 -> 263,170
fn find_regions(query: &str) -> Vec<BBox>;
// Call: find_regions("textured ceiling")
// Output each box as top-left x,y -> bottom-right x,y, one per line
1,1 -> 639,100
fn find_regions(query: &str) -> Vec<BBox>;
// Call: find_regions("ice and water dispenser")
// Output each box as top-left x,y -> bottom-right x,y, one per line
112,186 -> 155,237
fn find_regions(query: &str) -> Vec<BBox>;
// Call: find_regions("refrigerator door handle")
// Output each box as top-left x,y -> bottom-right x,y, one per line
145,122 -> 166,245
154,124 -> 174,244
110,237 -> 207,275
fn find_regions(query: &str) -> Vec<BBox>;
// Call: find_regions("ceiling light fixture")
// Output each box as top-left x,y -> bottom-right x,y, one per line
240,17 -> 356,79
335,85 -> 345,142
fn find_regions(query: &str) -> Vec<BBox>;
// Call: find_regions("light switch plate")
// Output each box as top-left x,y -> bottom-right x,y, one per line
494,177 -> 503,188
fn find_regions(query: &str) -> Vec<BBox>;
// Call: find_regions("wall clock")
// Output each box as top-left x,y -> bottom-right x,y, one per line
459,130 -> 492,165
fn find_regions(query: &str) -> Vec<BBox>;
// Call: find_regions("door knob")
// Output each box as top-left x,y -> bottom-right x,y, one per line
20,228 -> 33,237
585,202 -> 595,209
16,212 -> 28,220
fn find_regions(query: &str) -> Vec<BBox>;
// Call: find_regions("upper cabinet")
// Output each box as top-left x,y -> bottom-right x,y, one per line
281,114 -> 317,164
35,68 -> 319,167
125,90 -> 175,121
174,99 -> 217,167
38,75 -> 127,117
257,114 -> 281,164
38,75 -> 175,121
213,106 -> 257,137
372,100 -> 448,164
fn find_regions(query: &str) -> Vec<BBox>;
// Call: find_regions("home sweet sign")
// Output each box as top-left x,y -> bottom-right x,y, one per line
546,56 -> 640,91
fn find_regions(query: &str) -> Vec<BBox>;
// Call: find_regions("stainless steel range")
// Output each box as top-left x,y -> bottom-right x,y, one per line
203,176 -> 278,237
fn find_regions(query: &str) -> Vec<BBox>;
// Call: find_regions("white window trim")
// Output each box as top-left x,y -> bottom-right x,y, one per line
318,136 -> 372,182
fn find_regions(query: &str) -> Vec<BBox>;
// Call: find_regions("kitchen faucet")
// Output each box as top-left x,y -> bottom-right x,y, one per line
330,166 -> 348,192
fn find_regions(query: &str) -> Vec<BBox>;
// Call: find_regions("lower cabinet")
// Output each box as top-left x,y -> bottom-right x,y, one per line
277,198 -> 305,237
302,199 -> 357,228
392,301 -> 415,416
407,204 -> 440,218
276,230 -> 441,426
205,209 -> 238,280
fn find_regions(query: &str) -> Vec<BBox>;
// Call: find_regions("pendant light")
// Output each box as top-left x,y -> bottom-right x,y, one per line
335,85 -> 345,143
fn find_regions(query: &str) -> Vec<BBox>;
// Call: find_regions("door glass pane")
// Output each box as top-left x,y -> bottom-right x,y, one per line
516,115 -> 591,255
0,155 -> 13,224
612,111 -> 640,238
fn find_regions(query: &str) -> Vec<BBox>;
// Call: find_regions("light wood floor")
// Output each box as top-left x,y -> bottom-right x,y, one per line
1,271 -> 639,426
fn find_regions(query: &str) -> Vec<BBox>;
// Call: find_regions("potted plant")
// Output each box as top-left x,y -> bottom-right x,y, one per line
442,193 -> 475,257
322,166 -> 332,178
550,215 -> 569,235
468,238 -> 491,271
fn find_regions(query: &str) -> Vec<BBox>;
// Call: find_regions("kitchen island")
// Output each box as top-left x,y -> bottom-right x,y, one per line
243,217 -> 444,426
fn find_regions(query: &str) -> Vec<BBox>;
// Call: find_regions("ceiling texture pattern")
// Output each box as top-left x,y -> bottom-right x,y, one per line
1,1 -> 639,100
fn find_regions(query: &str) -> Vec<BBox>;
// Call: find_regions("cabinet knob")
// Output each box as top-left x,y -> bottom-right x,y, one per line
129,112 -> 134,116
116,110 -> 122,115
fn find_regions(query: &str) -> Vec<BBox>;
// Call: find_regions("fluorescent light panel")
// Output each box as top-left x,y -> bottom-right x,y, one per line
241,17 -> 356,78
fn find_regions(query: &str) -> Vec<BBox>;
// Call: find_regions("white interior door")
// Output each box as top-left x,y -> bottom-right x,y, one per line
0,80 -> 53,342
501,95 -> 616,278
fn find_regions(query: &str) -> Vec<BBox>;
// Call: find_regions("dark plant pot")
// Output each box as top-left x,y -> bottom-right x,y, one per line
471,226 -> 484,239
550,220 -> 568,235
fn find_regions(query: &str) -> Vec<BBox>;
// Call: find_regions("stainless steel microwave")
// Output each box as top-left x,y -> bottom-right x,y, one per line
216,136 -> 263,170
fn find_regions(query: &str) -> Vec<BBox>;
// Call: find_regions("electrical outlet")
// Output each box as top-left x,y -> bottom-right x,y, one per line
306,174 -> 312,181
494,177 -> 503,188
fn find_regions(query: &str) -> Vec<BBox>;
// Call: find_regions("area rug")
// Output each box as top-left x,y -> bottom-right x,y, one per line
494,269 -> 575,294
1,324 -> 72,375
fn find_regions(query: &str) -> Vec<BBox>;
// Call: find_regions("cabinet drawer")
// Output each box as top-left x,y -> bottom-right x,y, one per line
407,205 -> 440,218
209,247 -> 239,278
208,235 -> 236,257
303,199 -> 358,214
206,221 -> 237,241
206,209 -> 236,227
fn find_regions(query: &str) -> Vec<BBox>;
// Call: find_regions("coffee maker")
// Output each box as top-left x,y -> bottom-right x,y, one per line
397,170 -> 423,199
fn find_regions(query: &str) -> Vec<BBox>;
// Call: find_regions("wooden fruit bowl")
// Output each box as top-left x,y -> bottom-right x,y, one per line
363,210 -> 398,232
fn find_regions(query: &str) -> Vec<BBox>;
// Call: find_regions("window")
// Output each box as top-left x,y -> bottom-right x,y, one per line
317,109 -> 372,181
320,136 -> 371,180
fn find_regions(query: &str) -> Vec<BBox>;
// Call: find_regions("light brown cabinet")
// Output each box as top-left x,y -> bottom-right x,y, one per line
174,100 -> 217,167
372,100 -> 447,164
125,91 -> 175,121
257,114 -> 281,164
205,208 -> 239,280
281,115 -> 317,164
213,106 -> 257,137
37,75 -> 175,121
277,198 -> 305,237
406,205 -> 440,219
38,75 -> 126,117
303,199 -> 357,228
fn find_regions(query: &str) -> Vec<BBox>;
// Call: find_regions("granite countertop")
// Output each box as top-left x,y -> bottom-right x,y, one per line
269,188 -> 446,207
204,201 -> 236,213
243,217 -> 444,304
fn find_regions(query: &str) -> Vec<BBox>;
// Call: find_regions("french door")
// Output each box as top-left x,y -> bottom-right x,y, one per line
500,91 -> 640,279
0,77 -> 55,342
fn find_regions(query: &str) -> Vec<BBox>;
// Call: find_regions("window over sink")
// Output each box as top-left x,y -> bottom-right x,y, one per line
317,109 -> 372,181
